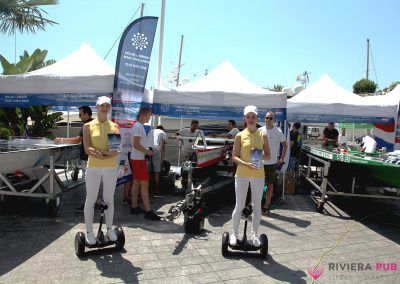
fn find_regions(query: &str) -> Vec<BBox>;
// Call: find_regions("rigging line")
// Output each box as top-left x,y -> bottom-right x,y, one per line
369,44 -> 379,86
309,202 -> 390,284
103,5 -> 141,60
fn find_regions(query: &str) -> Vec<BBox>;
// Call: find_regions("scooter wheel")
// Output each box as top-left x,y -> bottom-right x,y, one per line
259,234 -> 268,259
221,232 -> 229,256
114,226 -> 125,250
75,232 -> 86,257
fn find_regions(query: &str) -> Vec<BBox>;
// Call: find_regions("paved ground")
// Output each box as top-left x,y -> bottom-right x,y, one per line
1,177 -> 400,283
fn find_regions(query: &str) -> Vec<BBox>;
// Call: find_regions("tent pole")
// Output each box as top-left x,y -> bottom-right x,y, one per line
177,116 -> 183,167
67,107 -> 70,138
281,119 -> 288,201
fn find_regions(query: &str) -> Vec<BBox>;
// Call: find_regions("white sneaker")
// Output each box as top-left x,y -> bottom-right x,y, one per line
107,228 -> 117,242
229,234 -> 237,246
86,232 -> 96,245
252,234 -> 260,247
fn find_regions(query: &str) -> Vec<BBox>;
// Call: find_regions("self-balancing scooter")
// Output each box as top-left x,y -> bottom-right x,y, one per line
222,205 -> 268,258
75,201 -> 125,257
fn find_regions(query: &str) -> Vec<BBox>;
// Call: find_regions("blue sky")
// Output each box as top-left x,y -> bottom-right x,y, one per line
1,0 -> 399,91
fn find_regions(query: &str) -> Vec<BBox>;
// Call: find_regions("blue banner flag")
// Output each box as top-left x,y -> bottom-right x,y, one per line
111,16 -> 158,127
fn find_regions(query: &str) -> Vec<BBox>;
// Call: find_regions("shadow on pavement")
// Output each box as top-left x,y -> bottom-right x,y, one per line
0,196 -> 76,276
267,212 -> 311,228
328,196 -> 400,245
298,179 -> 400,245
172,230 -> 211,255
80,249 -> 141,282
224,252 -> 307,283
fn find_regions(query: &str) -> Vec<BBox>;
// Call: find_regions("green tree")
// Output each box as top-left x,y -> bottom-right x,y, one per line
0,50 -> 61,139
0,0 -> 59,35
353,79 -> 378,95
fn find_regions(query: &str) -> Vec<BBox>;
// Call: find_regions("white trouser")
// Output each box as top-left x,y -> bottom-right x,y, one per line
232,176 -> 264,236
84,167 -> 118,233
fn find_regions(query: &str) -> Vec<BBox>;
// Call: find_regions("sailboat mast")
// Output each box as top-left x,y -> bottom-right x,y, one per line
140,3 -> 144,17
176,35 -> 184,87
156,0 -> 166,89
366,38 -> 370,80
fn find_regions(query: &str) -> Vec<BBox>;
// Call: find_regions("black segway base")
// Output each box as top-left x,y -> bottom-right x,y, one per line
229,239 -> 261,252
75,201 -> 125,257
222,231 -> 268,258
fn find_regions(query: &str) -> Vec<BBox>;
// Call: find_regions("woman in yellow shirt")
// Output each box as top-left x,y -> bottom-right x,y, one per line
230,105 -> 270,247
82,96 -> 120,245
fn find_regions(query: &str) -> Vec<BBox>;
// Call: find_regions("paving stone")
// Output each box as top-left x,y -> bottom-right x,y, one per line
164,264 -> 205,277
1,182 -> 399,283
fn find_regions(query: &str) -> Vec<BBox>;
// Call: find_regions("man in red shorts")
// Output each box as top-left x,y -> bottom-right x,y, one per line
129,107 -> 161,221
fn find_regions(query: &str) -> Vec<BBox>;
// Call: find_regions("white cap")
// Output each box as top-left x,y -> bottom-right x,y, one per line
96,96 -> 111,106
243,105 -> 258,115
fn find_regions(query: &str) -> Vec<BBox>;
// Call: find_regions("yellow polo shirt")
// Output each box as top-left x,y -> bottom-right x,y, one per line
235,128 -> 265,178
87,119 -> 118,168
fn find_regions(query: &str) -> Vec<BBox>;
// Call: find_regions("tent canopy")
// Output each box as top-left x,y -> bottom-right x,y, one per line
153,61 -> 286,120
0,43 -> 114,107
287,74 -> 395,124
362,85 -> 400,106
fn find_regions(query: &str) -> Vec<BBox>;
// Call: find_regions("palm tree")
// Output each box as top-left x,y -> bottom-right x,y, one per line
0,49 -> 61,138
264,84 -> 283,92
0,0 -> 59,35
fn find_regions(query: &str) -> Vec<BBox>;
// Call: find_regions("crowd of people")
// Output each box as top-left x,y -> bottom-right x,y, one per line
56,99 -> 306,247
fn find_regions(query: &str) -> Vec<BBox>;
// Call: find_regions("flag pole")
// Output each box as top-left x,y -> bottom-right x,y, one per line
156,0 -> 166,126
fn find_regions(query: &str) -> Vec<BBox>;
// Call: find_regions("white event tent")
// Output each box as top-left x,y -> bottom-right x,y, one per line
287,74 -> 395,124
0,42 -> 114,107
152,61 -> 287,120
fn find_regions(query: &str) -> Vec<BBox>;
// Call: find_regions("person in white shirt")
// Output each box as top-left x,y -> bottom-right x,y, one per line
176,119 -> 200,161
129,107 -> 160,221
147,125 -> 167,195
258,111 -> 288,216
211,120 -> 240,139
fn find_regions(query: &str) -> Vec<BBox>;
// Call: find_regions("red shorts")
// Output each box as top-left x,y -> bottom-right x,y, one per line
130,159 -> 149,181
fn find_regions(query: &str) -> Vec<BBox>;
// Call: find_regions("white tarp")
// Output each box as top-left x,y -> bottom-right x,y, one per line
152,61 -> 286,119
287,74 -> 395,124
0,42 -> 114,106
362,85 -> 400,151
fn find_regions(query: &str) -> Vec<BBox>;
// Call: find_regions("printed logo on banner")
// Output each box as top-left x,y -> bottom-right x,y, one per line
131,33 -> 148,50
160,104 -> 170,113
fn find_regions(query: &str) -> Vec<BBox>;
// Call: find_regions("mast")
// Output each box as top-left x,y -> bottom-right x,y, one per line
366,38 -> 370,80
176,35 -> 184,87
140,3 -> 145,17
156,0 -> 166,89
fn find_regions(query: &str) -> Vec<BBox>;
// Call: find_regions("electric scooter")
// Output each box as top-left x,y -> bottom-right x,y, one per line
221,205 -> 268,258
75,201 -> 125,257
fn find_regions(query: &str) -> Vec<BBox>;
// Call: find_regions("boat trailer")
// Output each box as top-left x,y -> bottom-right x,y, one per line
166,132 -> 235,233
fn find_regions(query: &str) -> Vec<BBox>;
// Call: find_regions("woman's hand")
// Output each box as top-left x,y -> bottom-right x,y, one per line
244,162 -> 258,169
89,147 -> 105,159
